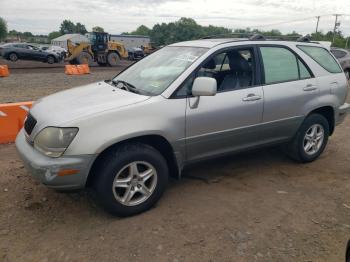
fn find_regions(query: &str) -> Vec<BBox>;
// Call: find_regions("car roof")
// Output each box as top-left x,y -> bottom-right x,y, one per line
169,38 -> 325,49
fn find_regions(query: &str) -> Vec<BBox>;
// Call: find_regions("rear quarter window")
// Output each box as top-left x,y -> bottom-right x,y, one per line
298,45 -> 342,73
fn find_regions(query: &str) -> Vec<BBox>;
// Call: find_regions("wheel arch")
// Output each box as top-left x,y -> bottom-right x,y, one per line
86,134 -> 180,187
307,106 -> 335,135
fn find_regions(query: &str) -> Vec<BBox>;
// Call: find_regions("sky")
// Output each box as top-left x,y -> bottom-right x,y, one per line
1,0 -> 350,36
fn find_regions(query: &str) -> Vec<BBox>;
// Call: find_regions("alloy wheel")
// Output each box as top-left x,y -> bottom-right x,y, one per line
303,124 -> 324,155
112,161 -> 157,206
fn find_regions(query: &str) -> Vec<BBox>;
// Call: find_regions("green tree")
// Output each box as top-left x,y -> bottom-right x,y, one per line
75,22 -> 87,34
0,17 -> 8,41
48,31 -> 62,40
131,25 -> 151,36
60,19 -> 75,34
92,26 -> 104,32
60,20 -> 87,34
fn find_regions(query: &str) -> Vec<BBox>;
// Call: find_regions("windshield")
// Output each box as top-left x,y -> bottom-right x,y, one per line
113,46 -> 208,95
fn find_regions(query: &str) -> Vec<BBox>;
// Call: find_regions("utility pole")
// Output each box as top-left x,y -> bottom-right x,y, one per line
332,14 -> 341,44
315,16 -> 320,34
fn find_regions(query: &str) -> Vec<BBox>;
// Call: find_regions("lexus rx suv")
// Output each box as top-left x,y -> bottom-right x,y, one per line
16,38 -> 350,216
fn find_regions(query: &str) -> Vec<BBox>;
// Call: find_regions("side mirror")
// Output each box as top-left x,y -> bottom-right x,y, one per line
192,77 -> 217,96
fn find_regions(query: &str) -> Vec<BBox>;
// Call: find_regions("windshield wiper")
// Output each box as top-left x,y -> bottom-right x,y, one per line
110,80 -> 154,96
111,80 -> 141,94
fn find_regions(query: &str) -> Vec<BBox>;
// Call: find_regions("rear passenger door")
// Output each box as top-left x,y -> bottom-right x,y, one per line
258,45 -> 318,143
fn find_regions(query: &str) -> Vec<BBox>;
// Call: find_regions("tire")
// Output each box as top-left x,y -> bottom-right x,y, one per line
76,51 -> 93,65
8,52 -> 18,62
94,143 -> 169,216
286,113 -> 329,163
47,55 -> 55,64
107,52 -> 120,67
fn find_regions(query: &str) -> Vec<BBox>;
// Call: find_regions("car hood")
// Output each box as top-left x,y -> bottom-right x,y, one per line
30,81 -> 150,126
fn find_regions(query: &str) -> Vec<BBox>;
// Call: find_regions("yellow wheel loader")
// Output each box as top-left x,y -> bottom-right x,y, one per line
65,32 -> 128,66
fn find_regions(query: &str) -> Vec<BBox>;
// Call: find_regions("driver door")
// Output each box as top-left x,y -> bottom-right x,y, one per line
184,46 -> 264,162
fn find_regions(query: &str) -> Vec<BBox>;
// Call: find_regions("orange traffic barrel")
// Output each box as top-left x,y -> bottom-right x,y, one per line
0,65 -> 9,77
0,101 -> 33,143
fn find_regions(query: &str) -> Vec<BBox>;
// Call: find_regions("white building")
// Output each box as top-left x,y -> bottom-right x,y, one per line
51,34 -> 89,49
109,35 -> 150,49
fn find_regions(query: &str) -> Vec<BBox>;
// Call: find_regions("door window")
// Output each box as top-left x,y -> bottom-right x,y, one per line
260,46 -> 312,84
175,48 -> 255,96
260,47 -> 299,84
298,60 -> 312,79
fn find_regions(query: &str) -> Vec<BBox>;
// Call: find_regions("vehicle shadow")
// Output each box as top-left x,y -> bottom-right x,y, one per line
178,145 -> 295,184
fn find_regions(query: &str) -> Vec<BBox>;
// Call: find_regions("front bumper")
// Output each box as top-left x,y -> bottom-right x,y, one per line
336,103 -> 350,125
15,129 -> 96,190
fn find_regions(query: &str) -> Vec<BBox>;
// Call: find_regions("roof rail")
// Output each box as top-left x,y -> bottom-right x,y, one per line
249,34 -> 266,41
200,33 -> 305,42
297,34 -> 311,42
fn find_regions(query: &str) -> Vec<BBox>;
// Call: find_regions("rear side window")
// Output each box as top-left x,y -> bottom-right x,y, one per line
260,47 -> 311,84
298,45 -> 342,73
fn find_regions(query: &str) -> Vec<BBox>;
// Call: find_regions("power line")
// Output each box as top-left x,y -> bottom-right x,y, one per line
249,14 -> 332,28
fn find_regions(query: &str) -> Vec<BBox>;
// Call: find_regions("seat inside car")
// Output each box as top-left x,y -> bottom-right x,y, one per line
219,52 -> 252,91
198,59 -> 216,78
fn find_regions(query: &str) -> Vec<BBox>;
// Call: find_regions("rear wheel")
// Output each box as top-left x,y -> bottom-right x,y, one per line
286,114 -> 329,163
77,51 -> 93,65
107,52 -> 120,67
47,55 -> 55,64
8,52 -> 18,62
94,143 -> 169,216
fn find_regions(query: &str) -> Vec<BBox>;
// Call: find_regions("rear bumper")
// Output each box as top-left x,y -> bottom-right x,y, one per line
336,103 -> 350,125
15,129 -> 96,190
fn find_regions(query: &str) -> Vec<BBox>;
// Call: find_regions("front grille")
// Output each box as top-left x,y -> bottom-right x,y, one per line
24,114 -> 37,135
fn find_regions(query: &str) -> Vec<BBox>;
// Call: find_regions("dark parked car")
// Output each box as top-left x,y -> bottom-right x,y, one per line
331,48 -> 350,79
0,43 -> 60,64
127,47 -> 144,60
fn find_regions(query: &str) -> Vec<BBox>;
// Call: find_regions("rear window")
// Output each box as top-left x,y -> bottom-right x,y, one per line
298,45 -> 342,73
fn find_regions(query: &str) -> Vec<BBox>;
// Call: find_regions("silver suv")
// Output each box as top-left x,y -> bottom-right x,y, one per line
16,38 -> 350,216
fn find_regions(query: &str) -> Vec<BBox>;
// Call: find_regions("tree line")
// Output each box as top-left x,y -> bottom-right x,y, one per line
125,17 -> 349,48
0,16 -> 349,48
0,18 -> 105,42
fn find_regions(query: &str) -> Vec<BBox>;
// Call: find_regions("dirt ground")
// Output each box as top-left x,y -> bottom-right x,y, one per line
0,61 -> 350,261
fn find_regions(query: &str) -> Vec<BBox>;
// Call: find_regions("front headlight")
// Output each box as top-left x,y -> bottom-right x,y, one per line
34,127 -> 78,158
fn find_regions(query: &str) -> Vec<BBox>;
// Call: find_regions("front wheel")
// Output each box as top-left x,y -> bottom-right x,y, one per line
286,114 -> 329,163
94,143 -> 169,216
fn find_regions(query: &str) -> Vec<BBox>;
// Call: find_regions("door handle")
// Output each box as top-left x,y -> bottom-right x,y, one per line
242,94 -> 262,102
303,84 -> 317,91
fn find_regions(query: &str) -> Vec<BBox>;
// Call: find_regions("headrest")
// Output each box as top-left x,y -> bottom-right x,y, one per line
228,52 -> 251,72
203,59 -> 216,70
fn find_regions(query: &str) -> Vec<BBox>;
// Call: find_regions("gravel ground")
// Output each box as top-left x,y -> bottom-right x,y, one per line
0,62 -> 350,261
0,70 -> 121,103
